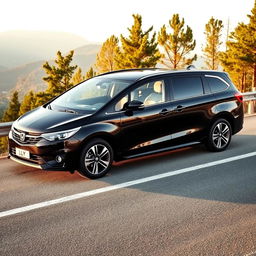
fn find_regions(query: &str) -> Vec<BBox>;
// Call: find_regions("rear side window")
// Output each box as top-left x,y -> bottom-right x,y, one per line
206,76 -> 229,93
171,77 -> 204,100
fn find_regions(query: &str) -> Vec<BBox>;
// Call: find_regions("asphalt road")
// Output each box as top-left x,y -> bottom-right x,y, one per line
0,116 -> 256,256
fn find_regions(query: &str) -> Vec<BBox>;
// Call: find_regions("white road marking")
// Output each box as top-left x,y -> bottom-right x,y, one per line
1,151 -> 256,218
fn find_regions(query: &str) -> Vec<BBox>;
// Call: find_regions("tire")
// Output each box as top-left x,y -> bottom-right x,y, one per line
78,138 -> 113,179
205,119 -> 232,152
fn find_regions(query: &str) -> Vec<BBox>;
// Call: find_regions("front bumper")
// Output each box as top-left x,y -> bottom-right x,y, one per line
9,155 -> 43,169
8,131 -> 80,171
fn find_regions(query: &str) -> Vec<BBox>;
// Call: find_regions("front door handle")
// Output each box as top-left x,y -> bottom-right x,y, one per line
159,108 -> 169,115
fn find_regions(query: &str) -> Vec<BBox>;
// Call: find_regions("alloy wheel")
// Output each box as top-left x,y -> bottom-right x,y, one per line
84,144 -> 111,175
212,122 -> 231,149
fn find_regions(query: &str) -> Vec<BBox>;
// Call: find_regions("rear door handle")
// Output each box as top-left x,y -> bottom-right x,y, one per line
174,105 -> 185,112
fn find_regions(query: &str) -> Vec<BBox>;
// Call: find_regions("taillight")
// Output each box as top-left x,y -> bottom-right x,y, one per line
235,93 -> 243,103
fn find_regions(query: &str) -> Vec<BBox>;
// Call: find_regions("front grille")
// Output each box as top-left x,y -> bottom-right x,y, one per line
11,147 -> 43,164
12,128 -> 41,145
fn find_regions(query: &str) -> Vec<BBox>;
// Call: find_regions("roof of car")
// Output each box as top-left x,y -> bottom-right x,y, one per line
96,68 -> 226,81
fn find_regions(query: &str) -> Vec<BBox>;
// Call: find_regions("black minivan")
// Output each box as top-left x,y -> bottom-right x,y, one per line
9,68 -> 244,178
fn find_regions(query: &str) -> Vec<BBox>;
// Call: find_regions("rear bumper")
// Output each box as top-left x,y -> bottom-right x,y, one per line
233,111 -> 244,134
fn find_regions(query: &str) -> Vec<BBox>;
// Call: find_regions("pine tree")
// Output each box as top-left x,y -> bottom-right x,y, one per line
2,91 -> 20,122
43,50 -> 77,97
219,23 -> 251,92
158,14 -> 197,69
115,14 -> 161,69
95,35 -> 119,73
244,0 -> 256,90
203,17 -> 223,70
33,91 -> 52,108
72,67 -> 85,85
85,67 -> 96,79
0,137 -> 8,154
19,91 -> 36,116
219,1 -> 256,92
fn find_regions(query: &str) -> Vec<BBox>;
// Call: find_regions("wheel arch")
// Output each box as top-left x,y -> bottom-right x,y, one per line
209,112 -> 235,134
79,132 -> 119,161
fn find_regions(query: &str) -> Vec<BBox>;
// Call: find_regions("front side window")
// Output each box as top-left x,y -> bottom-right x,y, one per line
115,79 -> 166,111
50,77 -> 132,114
171,77 -> 204,100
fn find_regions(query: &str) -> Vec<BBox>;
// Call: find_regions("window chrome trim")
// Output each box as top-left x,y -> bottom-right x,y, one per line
204,75 -> 230,92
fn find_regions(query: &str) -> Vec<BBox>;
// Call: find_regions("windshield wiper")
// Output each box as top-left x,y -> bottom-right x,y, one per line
63,109 -> 79,114
50,105 -> 79,114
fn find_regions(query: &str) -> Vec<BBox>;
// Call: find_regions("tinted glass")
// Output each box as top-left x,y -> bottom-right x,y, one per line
51,77 -> 131,114
131,80 -> 165,106
171,77 -> 203,100
206,77 -> 228,93
115,79 -> 166,111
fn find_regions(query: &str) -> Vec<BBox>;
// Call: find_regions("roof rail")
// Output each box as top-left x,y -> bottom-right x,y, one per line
96,68 -> 169,76
186,65 -> 197,70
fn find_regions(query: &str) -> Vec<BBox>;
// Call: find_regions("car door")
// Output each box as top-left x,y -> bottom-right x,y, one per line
164,74 -> 215,146
115,78 -> 172,156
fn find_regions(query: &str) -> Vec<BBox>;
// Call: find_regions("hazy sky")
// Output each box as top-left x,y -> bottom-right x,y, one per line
0,0 -> 254,50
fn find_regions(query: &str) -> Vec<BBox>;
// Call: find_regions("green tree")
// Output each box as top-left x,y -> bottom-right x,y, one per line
203,17 -> 223,70
243,0 -> 256,90
33,91 -> 53,108
115,14 -> 161,69
85,67 -> 96,79
1,91 -> 21,153
158,14 -> 197,69
219,23 -> 251,92
2,91 -> 20,122
72,67 -> 85,85
220,1 -> 256,92
43,50 -> 77,97
95,35 -> 119,73
0,137 -> 7,154
19,91 -> 36,116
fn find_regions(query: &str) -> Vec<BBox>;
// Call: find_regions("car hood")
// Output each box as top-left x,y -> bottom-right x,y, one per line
14,107 -> 91,133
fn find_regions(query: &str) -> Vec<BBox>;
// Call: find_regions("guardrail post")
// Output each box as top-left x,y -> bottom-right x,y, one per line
247,101 -> 255,115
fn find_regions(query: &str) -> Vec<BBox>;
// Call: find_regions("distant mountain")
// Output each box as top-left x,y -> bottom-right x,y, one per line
0,30 -> 90,68
0,60 -> 45,92
0,44 -> 101,98
71,44 -> 101,72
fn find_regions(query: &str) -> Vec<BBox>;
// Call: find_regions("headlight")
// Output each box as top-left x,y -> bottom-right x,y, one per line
42,127 -> 81,141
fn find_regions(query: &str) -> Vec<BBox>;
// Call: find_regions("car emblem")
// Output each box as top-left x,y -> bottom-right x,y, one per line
20,132 -> 26,142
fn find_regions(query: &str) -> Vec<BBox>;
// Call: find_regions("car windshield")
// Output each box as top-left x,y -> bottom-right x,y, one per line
50,77 -> 132,114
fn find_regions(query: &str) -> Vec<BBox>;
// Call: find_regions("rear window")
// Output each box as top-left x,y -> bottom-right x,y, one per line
171,77 -> 204,100
206,76 -> 229,93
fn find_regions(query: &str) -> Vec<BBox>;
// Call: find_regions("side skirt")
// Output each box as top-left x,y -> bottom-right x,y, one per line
121,141 -> 201,160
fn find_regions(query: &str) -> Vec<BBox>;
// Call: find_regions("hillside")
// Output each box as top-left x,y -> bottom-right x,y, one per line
0,30 -> 89,68
0,60 -> 45,92
0,44 -> 101,99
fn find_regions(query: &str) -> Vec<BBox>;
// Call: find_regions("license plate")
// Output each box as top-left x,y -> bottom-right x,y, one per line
16,148 -> 30,159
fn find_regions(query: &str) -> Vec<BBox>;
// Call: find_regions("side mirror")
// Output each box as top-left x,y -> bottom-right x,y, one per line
124,100 -> 144,110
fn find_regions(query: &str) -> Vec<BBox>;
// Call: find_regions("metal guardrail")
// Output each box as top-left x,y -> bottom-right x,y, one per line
0,92 -> 255,138
242,91 -> 256,101
243,91 -> 256,115
0,122 -> 12,137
